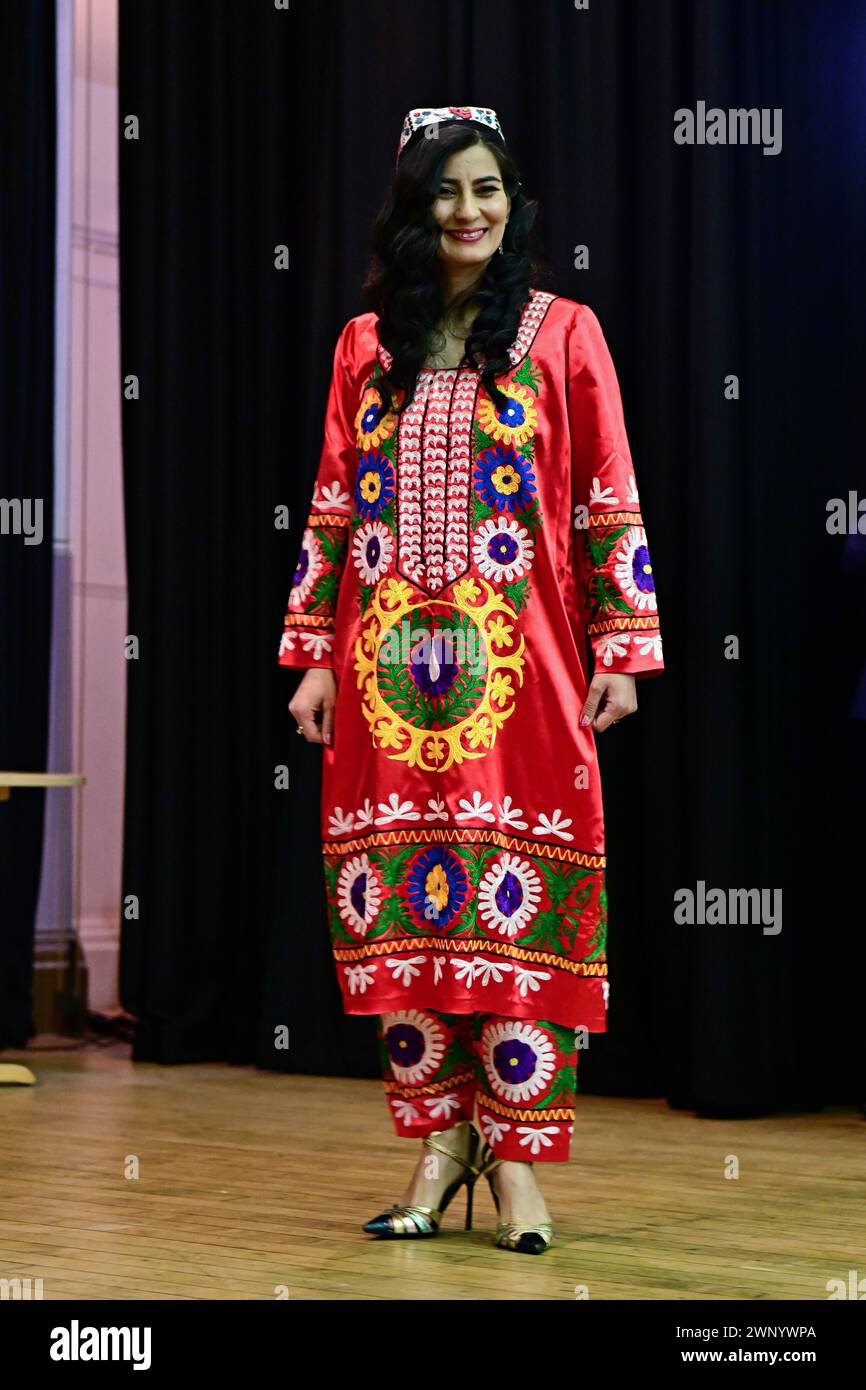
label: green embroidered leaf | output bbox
[358,583,374,615]
[517,908,570,952]
[586,524,630,568]
[317,529,347,565]
[587,575,634,619]
[307,567,341,613]
[472,494,498,528]
[542,1020,582,1057]
[517,496,543,537]
[521,435,535,463]
[539,862,594,908]
[474,422,498,455]
[377,433,398,467]
[502,577,531,614]
[512,355,541,396]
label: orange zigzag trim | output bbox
[587,615,660,635]
[305,511,351,529]
[284,613,336,631]
[334,936,608,976]
[479,1092,576,1122]
[323,826,605,868]
[383,1068,476,1098]
[585,510,642,527]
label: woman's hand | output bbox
[580,672,637,733]
[289,668,337,746]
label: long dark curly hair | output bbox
[362,121,551,415]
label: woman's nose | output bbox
[455,188,480,218]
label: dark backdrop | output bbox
[118,0,866,1110]
[0,0,56,1049]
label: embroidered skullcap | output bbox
[396,106,506,167]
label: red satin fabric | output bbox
[280,290,663,1031]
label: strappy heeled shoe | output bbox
[478,1141,556,1254]
[362,1120,482,1238]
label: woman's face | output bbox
[430,143,510,271]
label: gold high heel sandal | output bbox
[478,1142,556,1254]
[362,1120,482,1238]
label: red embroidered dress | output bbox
[279,290,663,1032]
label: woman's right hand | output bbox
[289,668,337,746]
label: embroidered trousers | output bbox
[376,1008,579,1162]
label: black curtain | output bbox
[0,0,56,1050]
[119,0,866,1110]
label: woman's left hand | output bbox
[579,672,637,733]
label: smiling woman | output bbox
[280,105,664,1255]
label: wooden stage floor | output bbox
[0,1043,862,1301]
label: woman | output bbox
[280,106,664,1254]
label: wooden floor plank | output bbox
[0,1044,861,1300]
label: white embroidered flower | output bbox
[336,855,383,937]
[626,474,640,505]
[472,516,534,583]
[432,955,446,984]
[477,855,543,938]
[472,958,514,987]
[480,1114,511,1144]
[391,1097,420,1121]
[513,966,552,998]
[327,806,355,836]
[589,477,620,508]
[278,630,297,656]
[343,963,377,995]
[385,955,426,987]
[603,980,611,1007]
[613,525,657,612]
[424,797,449,822]
[297,630,333,660]
[450,957,477,986]
[498,795,528,830]
[516,1125,561,1156]
[455,792,495,822]
[289,528,324,607]
[313,480,352,511]
[381,1010,446,1083]
[596,632,631,666]
[424,1092,463,1120]
[352,521,395,585]
[533,808,574,841]
[635,633,663,660]
[374,794,420,825]
[481,1022,556,1103]
[354,799,375,829]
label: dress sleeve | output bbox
[278,319,359,670]
[566,303,664,680]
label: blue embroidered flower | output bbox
[354,451,395,520]
[405,846,469,931]
[474,445,536,512]
[492,1036,537,1085]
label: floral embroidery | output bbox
[481,1021,557,1103]
[405,846,470,931]
[473,446,536,512]
[472,516,534,583]
[476,384,538,449]
[352,520,395,585]
[380,1009,446,1084]
[354,387,397,451]
[354,452,396,522]
[477,853,544,938]
[613,525,657,612]
[336,853,384,937]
